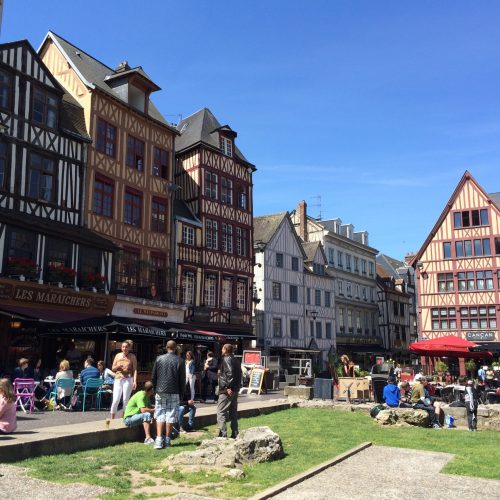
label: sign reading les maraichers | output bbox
[0,280,112,311]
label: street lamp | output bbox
[307,310,318,321]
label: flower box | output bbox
[6,256,40,279]
[46,265,77,285]
[81,271,106,289]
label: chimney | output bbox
[297,200,308,242]
[404,252,416,265]
[115,61,131,73]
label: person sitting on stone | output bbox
[123,381,155,445]
[398,381,412,408]
[410,374,441,429]
[382,376,400,408]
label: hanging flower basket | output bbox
[6,256,40,279]
[46,264,77,285]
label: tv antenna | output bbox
[311,195,322,220]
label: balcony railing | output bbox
[178,243,202,264]
[114,273,177,302]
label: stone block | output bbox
[375,409,429,427]
[284,385,313,400]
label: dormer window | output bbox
[32,87,58,129]
[220,136,233,157]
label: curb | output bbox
[250,442,372,500]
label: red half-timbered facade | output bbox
[175,109,255,339]
[412,171,500,350]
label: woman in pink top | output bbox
[0,378,17,434]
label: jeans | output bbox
[217,392,238,437]
[178,403,196,429]
[124,412,152,427]
[413,403,437,426]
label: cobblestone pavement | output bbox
[272,446,500,500]
[15,391,285,431]
[0,464,109,499]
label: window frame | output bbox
[126,135,145,171]
[153,146,169,178]
[124,188,143,227]
[92,174,114,218]
[32,86,58,129]
[28,151,55,202]
[95,118,117,158]
[151,196,167,233]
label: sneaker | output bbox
[144,437,155,445]
[433,423,442,429]
[154,437,164,449]
[164,437,171,448]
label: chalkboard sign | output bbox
[248,368,265,395]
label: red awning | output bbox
[409,335,492,358]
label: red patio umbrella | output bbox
[409,335,492,359]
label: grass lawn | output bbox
[17,408,500,499]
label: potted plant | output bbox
[81,271,105,290]
[47,264,76,285]
[435,360,448,379]
[6,256,40,279]
[465,359,476,379]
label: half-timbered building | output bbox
[411,171,500,360]
[0,40,116,370]
[174,108,255,345]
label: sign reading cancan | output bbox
[466,331,496,342]
[0,279,112,311]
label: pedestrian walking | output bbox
[110,341,137,419]
[185,351,196,401]
[152,340,185,449]
[217,343,241,438]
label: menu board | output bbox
[248,368,265,394]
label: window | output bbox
[474,239,482,256]
[0,69,12,110]
[273,318,282,337]
[126,135,144,171]
[92,175,113,217]
[182,225,195,245]
[364,312,370,334]
[181,271,195,304]
[453,212,462,228]
[222,277,232,308]
[328,248,335,265]
[369,262,374,276]
[400,303,405,316]
[464,240,472,257]
[356,312,361,333]
[153,147,168,178]
[306,287,311,304]
[362,287,367,301]
[455,209,489,228]
[205,220,218,250]
[0,142,7,189]
[346,281,352,297]
[80,246,102,283]
[462,211,470,227]
[220,136,233,157]
[393,301,399,316]
[28,152,55,201]
[291,256,299,271]
[310,320,314,336]
[347,310,353,332]
[96,118,116,157]
[276,253,284,268]
[325,291,331,307]
[346,254,351,270]
[455,241,464,258]
[204,171,218,199]
[221,177,233,204]
[32,87,58,128]
[221,223,233,253]
[272,282,282,300]
[316,322,322,339]
[46,237,71,272]
[204,274,217,307]
[236,184,247,210]
[236,279,246,310]
[460,306,496,330]
[315,289,321,306]
[339,308,345,332]
[495,237,500,255]
[437,272,454,292]
[458,270,494,291]
[325,322,332,339]
[151,197,167,232]
[338,280,343,295]
[7,229,36,260]
[124,189,142,227]
[118,248,140,289]
[290,284,298,303]
[361,259,367,274]
[290,319,299,339]
[354,257,359,272]
[337,251,343,267]
[149,253,166,294]
[480,209,489,225]
[443,242,451,259]
[354,284,360,298]
[482,238,491,256]
[236,227,247,256]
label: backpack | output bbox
[370,404,385,418]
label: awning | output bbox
[0,305,98,323]
[281,348,321,354]
[469,342,500,353]
[409,335,492,359]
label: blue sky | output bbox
[4,1,500,259]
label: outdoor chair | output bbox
[81,378,104,412]
[439,387,454,404]
[13,378,36,413]
[48,378,76,411]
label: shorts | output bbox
[124,412,152,427]
[154,393,180,423]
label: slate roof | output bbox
[173,200,201,226]
[60,93,90,141]
[489,192,500,209]
[175,108,253,166]
[253,212,288,246]
[41,32,172,129]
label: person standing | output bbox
[464,379,480,431]
[217,344,241,438]
[201,351,218,402]
[185,351,196,401]
[110,341,137,419]
[152,340,185,449]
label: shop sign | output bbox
[336,335,382,345]
[132,307,169,318]
[243,350,262,365]
[0,279,112,311]
[466,331,496,342]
